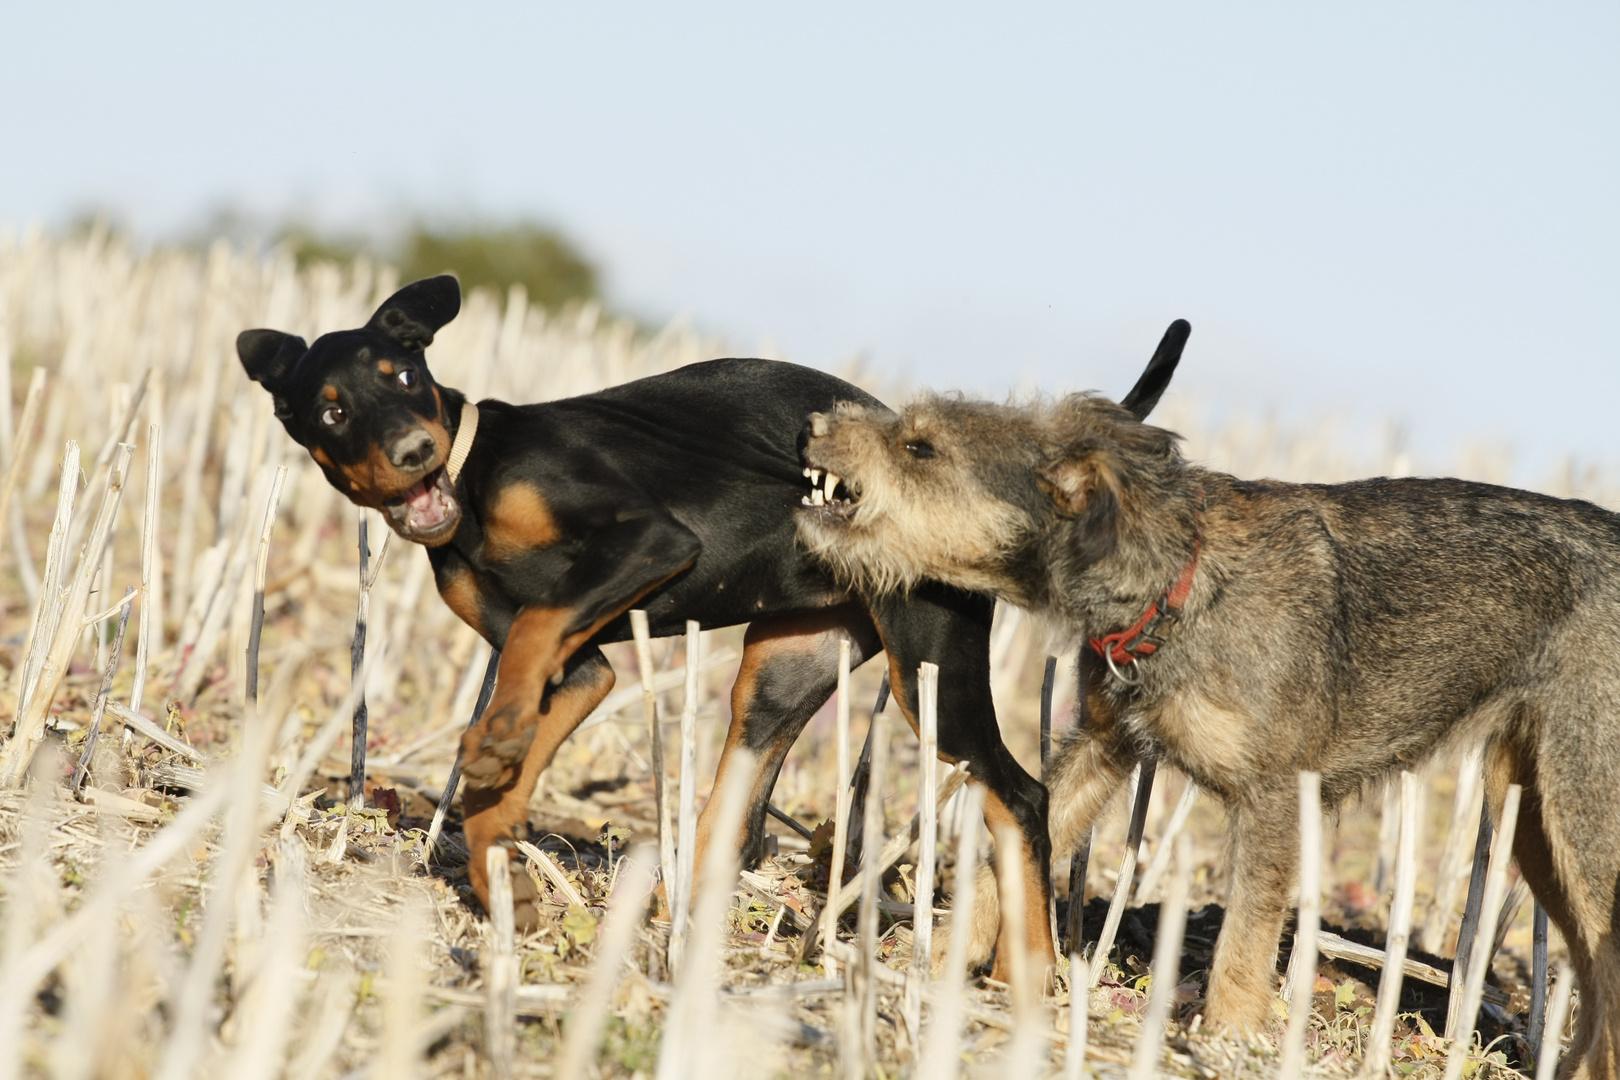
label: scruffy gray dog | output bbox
[796,388,1619,1078]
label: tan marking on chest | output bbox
[437,567,485,636]
[485,481,561,561]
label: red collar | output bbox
[1088,486,1205,676]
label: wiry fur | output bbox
[795,397,1047,596]
[798,391,1620,1079]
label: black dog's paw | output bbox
[460,706,536,789]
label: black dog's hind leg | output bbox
[869,582,1054,979]
[695,604,883,873]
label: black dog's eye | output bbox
[397,369,418,389]
[321,405,347,427]
[905,439,936,459]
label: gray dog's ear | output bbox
[237,329,308,397]
[367,275,462,352]
[1038,451,1112,516]
[1119,319,1190,422]
[1037,449,1121,563]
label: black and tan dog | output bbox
[798,388,1620,1076]
[235,275,1188,973]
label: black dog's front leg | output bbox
[868,582,1055,979]
[499,507,702,682]
[462,509,701,791]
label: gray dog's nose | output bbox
[388,430,436,471]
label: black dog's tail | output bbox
[1119,319,1191,421]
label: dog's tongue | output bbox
[403,477,448,530]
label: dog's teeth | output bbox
[809,469,823,486]
[801,496,813,506]
[802,467,812,478]
[825,472,840,499]
[811,489,826,506]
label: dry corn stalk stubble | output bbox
[0,229,1577,1078]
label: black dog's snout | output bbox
[388,430,437,471]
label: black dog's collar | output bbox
[447,401,479,483]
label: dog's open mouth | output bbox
[383,466,461,543]
[800,466,859,520]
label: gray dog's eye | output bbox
[397,369,417,389]
[905,440,936,459]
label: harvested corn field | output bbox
[0,228,1597,1078]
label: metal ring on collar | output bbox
[1103,649,1142,686]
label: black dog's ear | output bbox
[366,275,461,352]
[1118,319,1190,422]
[1037,450,1121,564]
[237,330,308,393]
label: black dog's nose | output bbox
[388,430,437,471]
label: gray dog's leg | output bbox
[1204,791,1299,1032]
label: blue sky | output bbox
[4,3,1616,479]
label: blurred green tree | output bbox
[269,218,600,313]
[278,225,365,267]
[397,223,598,311]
